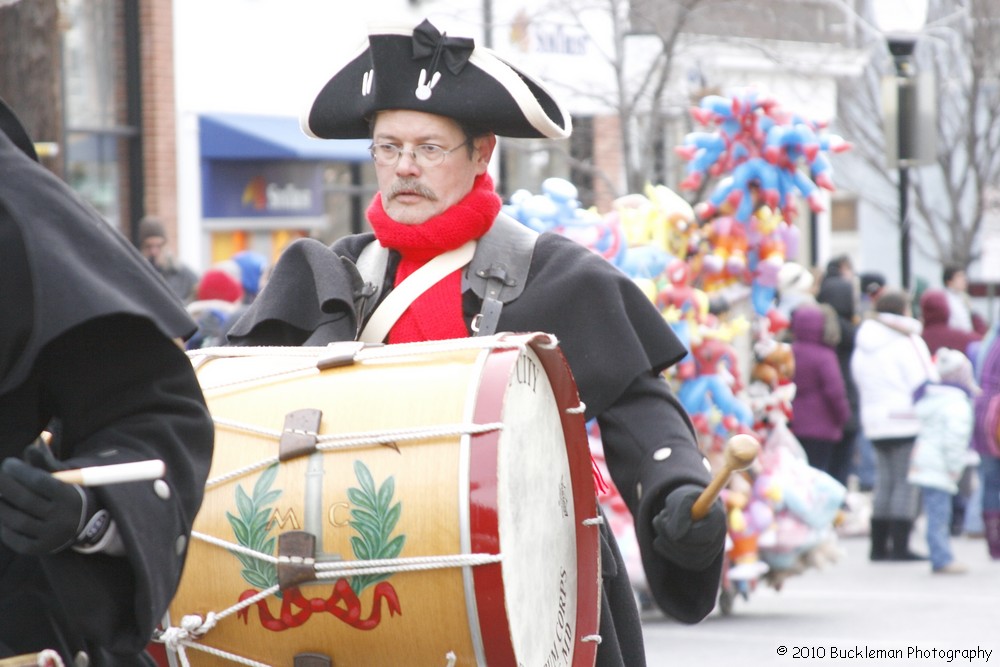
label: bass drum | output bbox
[155,332,600,667]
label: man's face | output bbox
[371,110,493,225]
[140,236,166,266]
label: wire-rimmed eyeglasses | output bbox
[368,141,469,168]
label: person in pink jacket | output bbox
[789,304,852,475]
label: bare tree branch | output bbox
[837,0,1000,273]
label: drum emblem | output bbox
[228,460,406,631]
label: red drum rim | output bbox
[468,334,600,667]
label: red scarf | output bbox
[367,173,501,343]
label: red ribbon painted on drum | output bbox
[237,579,401,631]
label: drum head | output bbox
[496,346,582,663]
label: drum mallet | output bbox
[0,651,64,667]
[52,460,166,486]
[690,433,760,521]
[33,431,166,487]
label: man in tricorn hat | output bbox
[230,19,725,666]
[0,96,214,664]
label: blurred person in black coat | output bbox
[818,255,861,487]
[0,97,214,665]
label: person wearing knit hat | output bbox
[231,250,269,303]
[935,347,980,396]
[137,215,167,247]
[859,271,887,316]
[195,268,244,304]
[860,271,886,297]
[229,18,725,667]
[185,269,246,350]
[919,288,982,357]
[135,215,200,304]
[0,95,214,664]
[908,348,979,574]
[774,261,816,321]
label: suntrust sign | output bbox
[203,161,325,219]
[509,9,590,56]
[240,177,313,213]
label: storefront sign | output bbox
[202,161,324,219]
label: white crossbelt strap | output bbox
[359,240,477,343]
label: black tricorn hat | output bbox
[303,19,572,140]
[0,96,39,162]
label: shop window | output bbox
[62,0,137,232]
[830,194,858,232]
[569,116,595,209]
[496,137,571,203]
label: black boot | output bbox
[889,519,927,561]
[983,510,1000,560]
[870,518,890,561]
[951,494,967,537]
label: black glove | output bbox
[0,444,100,555]
[652,483,727,571]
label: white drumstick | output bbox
[52,460,166,486]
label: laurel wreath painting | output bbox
[228,460,406,631]
[346,459,406,593]
[227,462,281,593]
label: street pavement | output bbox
[640,518,1000,666]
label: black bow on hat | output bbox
[303,19,572,141]
[411,20,474,76]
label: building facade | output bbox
[48,0,893,287]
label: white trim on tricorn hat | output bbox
[302,19,572,141]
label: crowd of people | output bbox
[134,215,271,350]
[778,256,998,575]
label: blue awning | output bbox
[199,112,370,161]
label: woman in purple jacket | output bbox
[789,304,852,474]
[973,326,1000,559]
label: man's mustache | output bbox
[388,179,437,201]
